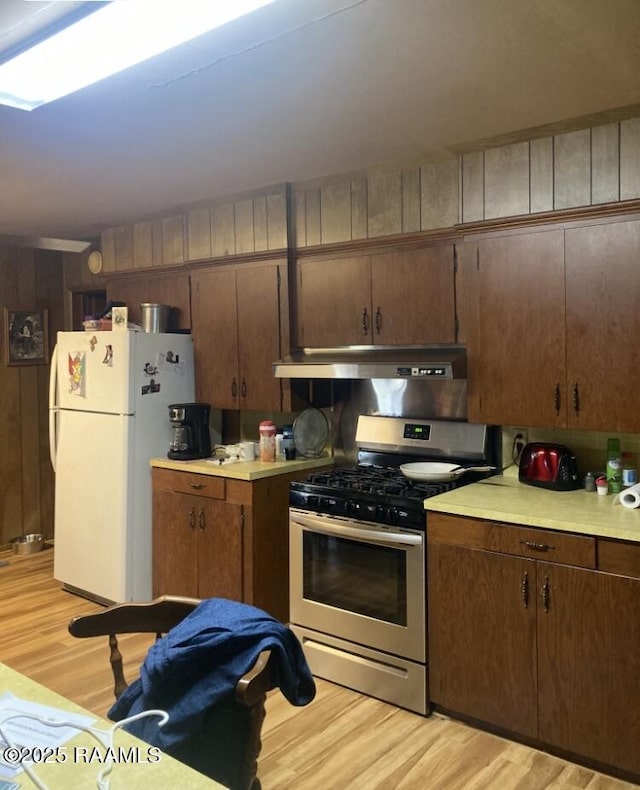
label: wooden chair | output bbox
[68,595,276,790]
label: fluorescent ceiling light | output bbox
[0,0,277,111]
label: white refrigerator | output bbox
[49,330,195,604]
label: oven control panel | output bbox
[403,423,431,441]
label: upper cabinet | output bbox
[465,217,640,433]
[465,229,566,428]
[565,219,640,432]
[295,244,456,347]
[190,260,290,412]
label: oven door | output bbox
[289,508,425,662]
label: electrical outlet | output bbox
[513,429,528,461]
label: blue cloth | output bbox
[108,598,315,754]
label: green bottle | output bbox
[606,438,622,494]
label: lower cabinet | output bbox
[152,487,243,600]
[152,465,329,621]
[428,513,640,778]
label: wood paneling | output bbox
[554,129,591,209]
[305,188,322,246]
[186,207,212,261]
[161,215,185,265]
[367,171,402,237]
[350,176,368,239]
[401,167,421,233]
[133,221,155,268]
[321,182,352,243]
[235,198,255,254]
[212,203,236,257]
[592,123,620,204]
[530,136,554,213]
[266,191,287,250]
[462,151,484,222]
[484,142,530,219]
[0,248,63,545]
[620,118,640,200]
[421,159,459,230]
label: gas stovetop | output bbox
[290,465,466,530]
[289,415,497,530]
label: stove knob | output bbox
[307,495,319,509]
[345,499,357,516]
[387,506,400,524]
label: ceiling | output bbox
[0,0,639,241]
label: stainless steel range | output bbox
[289,415,496,715]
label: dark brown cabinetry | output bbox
[296,245,456,347]
[464,229,566,427]
[152,464,331,621]
[152,470,243,600]
[565,218,640,432]
[465,217,640,432]
[190,260,289,411]
[428,512,640,777]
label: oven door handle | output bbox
[291,513,423,547]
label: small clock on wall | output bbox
[87,250,103,275]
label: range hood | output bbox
[273,346,467,380]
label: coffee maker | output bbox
[168,403,212,460]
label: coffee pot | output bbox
[168,403,212,460]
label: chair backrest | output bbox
[69,595,202,698]
[68,595,276,790]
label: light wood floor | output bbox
[0,547,637,790]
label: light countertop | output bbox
[0,663,224,788]
[425,466,640,543]
[151,454,334,481]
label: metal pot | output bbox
[10,533,44,554]
[399,462,495,482]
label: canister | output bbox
[259,420,276,462]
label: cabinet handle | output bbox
[231,378,238,399]
[520,540,555,553]
[541,575,550,613]
[375,307,382,335]
[240,377,247,399]
[188,482,204,490]
[554,383,561,415]
[521,571,529,609]
[362,307,369,336]
[188,507,196,529]
[199,509,205,531]
[573,383,580,416]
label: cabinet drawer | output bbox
[428,513,596,568]
[598,538,640,578]
[152,468,225,499]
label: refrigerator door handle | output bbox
[49,343,58,472]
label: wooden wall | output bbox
[461,119,640,222]
[290,117,640,246]
[0,248,64,545]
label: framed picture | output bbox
[4,308,49,366]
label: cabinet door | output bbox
[196,499,243,600]
[468,230,566,427]
[152,490,199,598]
[371,246,456,344]
[428,542,538,738]
[296,256,372,346]
[537,563,640,775]
[236,264,283,412]
[191,268,239,409]
[566,219,640,432]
